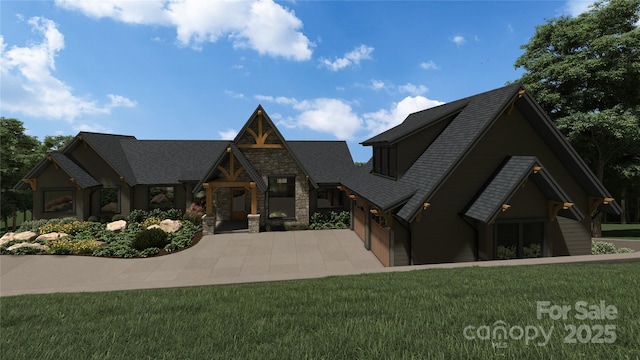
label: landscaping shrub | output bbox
[17,219,49,233]
[309,211,350,230]
[87,216,100,223]
[141,217,161,228]
[38,220,92,235]
[139,247,159,257]
[132,228,169,251]
[111,214,126,222]
[48,238,102,255]
[183,202,204,225]
[128,209,147,223]
[592,241,636,255]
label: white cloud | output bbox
[320,45,374,71]
[420,61,439,70]
[0,17,136,121]
[224,90,244,99]
[73,122,112,134]
[292,98,362,139]
[363,96,444,136]
[398,83,428,96]
[565,0,595,16]
[255,95,298,105]
[370,80,385,90]
[218,128,238,140]
[55,0,313,60]
[452,35,466,46]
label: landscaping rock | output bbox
[106,220,127,232]
[159,219,182,233]
[36,232,69,242]
[6,242,50,252]
[14,231,38,242]
[146,224,161,230]
[0,232,16,247]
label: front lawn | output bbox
[2,263,639,359]
[602,223,640,240]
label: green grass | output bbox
[2,263,640,359]
[0,210,32,233]
[602,223,640,240]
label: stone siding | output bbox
[242,148,310,226]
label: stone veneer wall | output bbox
[242,148,310,226]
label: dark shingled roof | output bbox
[229,143,268,192]
[396,84,523,221]
[49,152,101,189]
[362,99,468,145]
[287,141,355,184]
[464,156,584,224]
[121,140,227,184]
[194,142,269,194]
[344,84,525,216]
[13,152,101,190]
[75,132,138,186]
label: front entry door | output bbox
[230,188,249,221]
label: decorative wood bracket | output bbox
[238,109,283,149]
[587,196,613,215]
[370,208,393,227]
[22,178,37,191]
[217,150,244,181]
[77,135,88,149]
[533,166,542,174]
[46,156,60,170]
[501,204,511,212]
[416,203,431,222]
[69,178,81,190]
[507,89,527,115]
[548,201,574,222]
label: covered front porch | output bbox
[202,181,261,234]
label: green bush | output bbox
[309,211,350,230]
[592,241,636,255]
[128,209,147,223]
[87,216,100,223]
[139,247,160,257]
[17,219,49,233]
[183,211,203,226]
[111,214,126,222]
[132,228,169,251]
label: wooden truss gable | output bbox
[236,107,285,149]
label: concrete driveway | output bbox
[0,229,383,296]
[3,230,640,297]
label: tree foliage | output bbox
[515,0,640,228]
[0,118,42,230]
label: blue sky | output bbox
[1,0,598,162]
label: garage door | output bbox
[354,206,365,242]
[371,218,390,267]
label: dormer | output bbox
[372,144,397,179]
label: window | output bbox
[100,187,120,213]
[43,189,74,213]
[317,188,343,209]
[149,186,175,210]
[269,176,295,219]
[495,221,544,260]
[372,145,397,178]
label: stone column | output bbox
[248,214,260,233]
[202,215,216,235]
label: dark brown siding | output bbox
[391,220,410,266]
[354,206,365,242]
[371,219,390,267]
[410,106,591,264]
[557,217,592,255]
[396,118,452,179]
